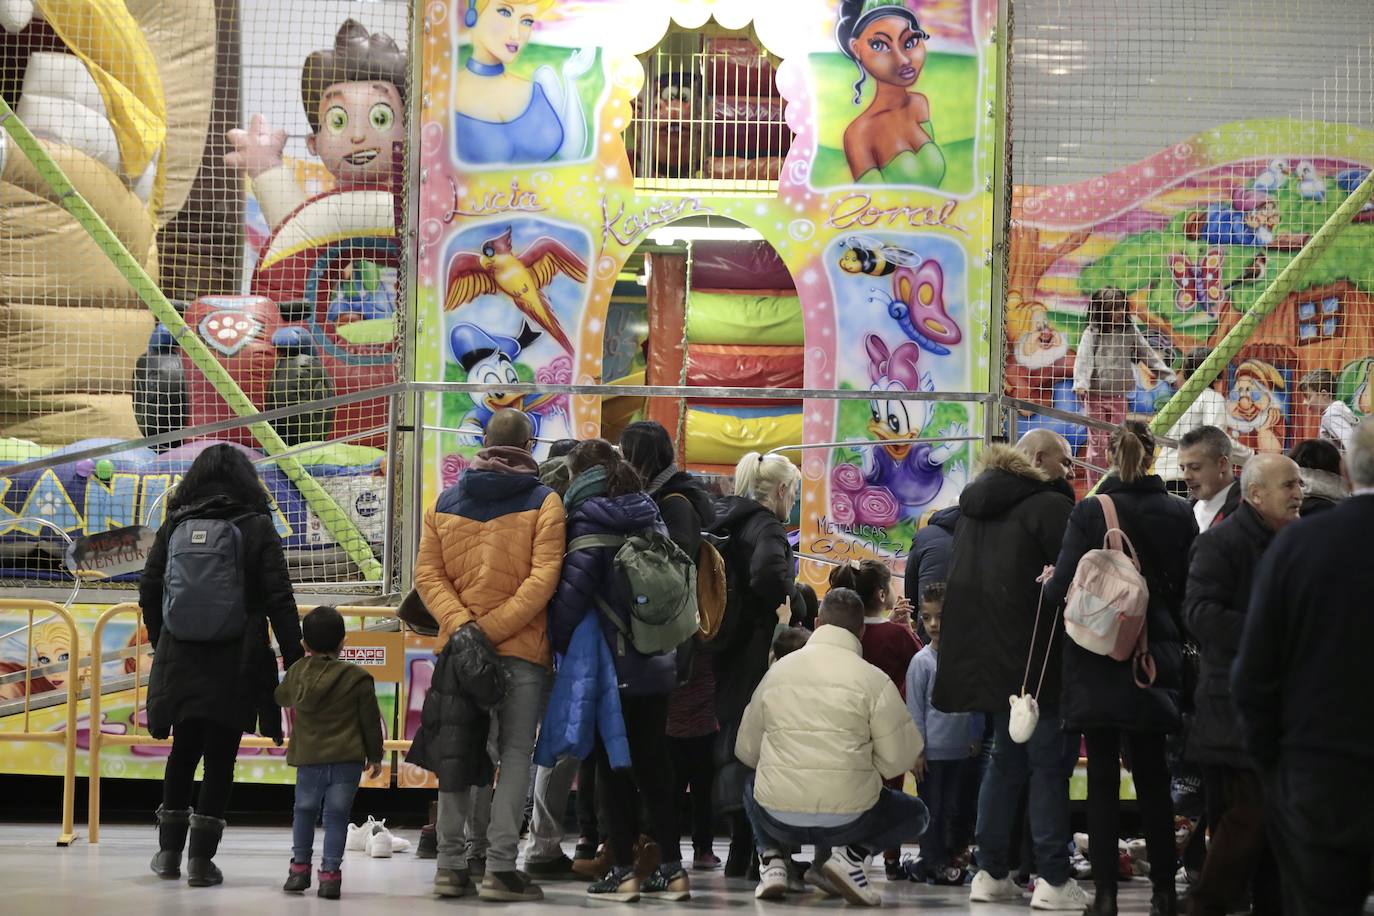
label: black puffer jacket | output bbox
[904,504,959,606]
[407,624,507,790]
[651,470,717,560]
[141,492,303,742]
[1183,501,1274,767]
[1045,475,1197,734]
[933,446,1074,715]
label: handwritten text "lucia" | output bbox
[444,177,545,222]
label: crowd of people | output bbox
[135,405,1374,914]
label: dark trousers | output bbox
[1084,729,1175,893]
[1188,765,1280,915]
[593,693,680,866]
[162,717,244,818]
[916,758,970,871]
[669,733,717,854]
[1268,763,1374,916]
[576,757,599,846]
[743,776,929,864]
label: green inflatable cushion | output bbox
[334,317,397,346]
[686,291,804,346]
[286,442,386,468]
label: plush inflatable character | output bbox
[181,296,283,446]
[225,18,405,231]
[235,21,405,448]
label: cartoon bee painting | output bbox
[836,235,923,277]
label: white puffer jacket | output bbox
[735,625,922,817]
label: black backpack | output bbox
[162,514,252,642]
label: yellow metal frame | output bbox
[0,599,81,846]
[88,603,411,844]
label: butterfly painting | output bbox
[1169,247,1227,317]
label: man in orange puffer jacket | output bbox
[415,408,565,903]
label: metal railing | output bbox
[0,599,81,846]
[87,602,415,844]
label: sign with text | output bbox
[340,630,404,683]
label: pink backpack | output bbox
[1062,494,1157,688]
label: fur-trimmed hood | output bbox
[975,443,1048,481]
[1300,467,1348,504]
[960,444,1074,521]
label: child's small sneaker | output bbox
[479,870,544,902]
[433,866,473,897]
[754,853,788,900]
[885,855,918,882]
[587,865,641,902]
[282,862,311,894]
[642,863,691,901]
[317,869,341,900]
[820,846,881,907]
[365,824,395,859]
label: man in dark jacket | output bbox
[1183,453,1301,916]
[1180,426,1242,531]
[932,430,1082,906]
[1233,423,1374,916]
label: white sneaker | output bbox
[969,869,1023,902]
[1030,877,1090,910]
[820,847,881,907]
[346,817,377,852]
[755,853,788,900]
[366,823,396,859]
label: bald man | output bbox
[933,430,1085,906]
[1182,453,1300,916]
[414,408,565,901]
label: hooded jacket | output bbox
[736,624,923,817]
[649,469,718,560]
[406,623,507,791]
[1045,474,1196,734]
[415,446,566,667]
[1183,500,1274,766]
[932,446,1074,714]
[275,655,384,766]
[904,504,959,606]
[141,492,303,742]
[549,489,678,696]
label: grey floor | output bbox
[0,823,1178,915]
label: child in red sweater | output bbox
[827,559,922,879]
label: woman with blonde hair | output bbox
[709,452,801,877]
[1043,421,1196,916]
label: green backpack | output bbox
[567,529,700,656]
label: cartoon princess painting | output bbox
[835,0,945,188]
[452,0,594,165]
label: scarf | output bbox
[647,464,679,495]
[563,465,608,516]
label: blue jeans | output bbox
[974,707,1079,886]
[915,758,973,872]
[292,761,364,872]
[743,776,929,865]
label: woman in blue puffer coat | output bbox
[548,439,686,902]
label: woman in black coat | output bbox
[708,451,800,876]
[141,444,303,887]
[1044,422,1197,916]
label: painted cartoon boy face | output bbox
[307,81,405,185]
[851,15,926,88]
[472,1,541,65]
[1245,201,1280,232]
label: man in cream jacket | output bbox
[736,588,926,907]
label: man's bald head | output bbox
[485,409,535,449]
[1240,452,1303,529]
[1016,428,1073,480]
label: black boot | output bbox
[150,806,191,879]
[186,813,226,887]
[1150,885,1180,916]
[1085,884,1118,916]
